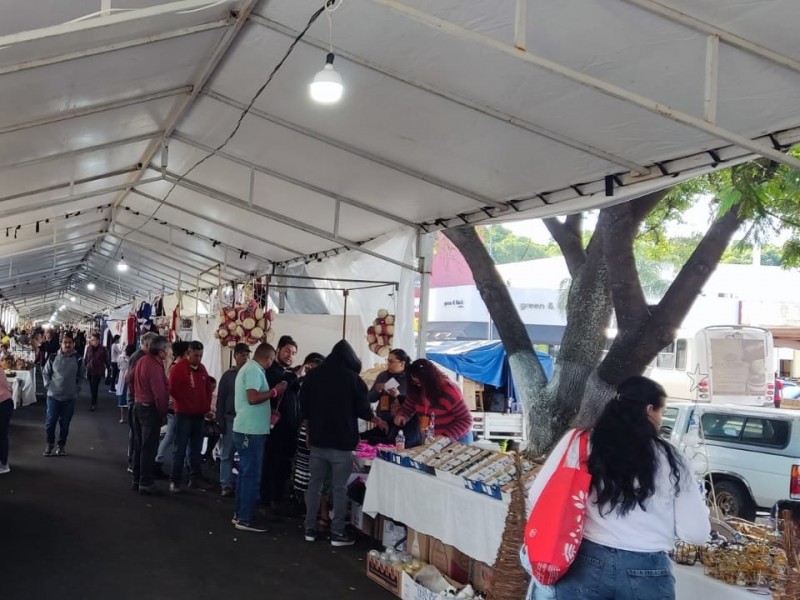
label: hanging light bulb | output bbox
[87,282,96,291]
[310,53,343,104]
[70,296,76,302]
[117,254,129,272]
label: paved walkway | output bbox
[0,387,392,600]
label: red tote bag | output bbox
[524,429,591,586]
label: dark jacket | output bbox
[266,362,301,443]
[85,344,108,378]
[367,370,421,447]
[216,367,239,433]
[300,340,374,451]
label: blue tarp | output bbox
[426,340,553,399]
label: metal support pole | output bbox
[415,232,434,359]
[342,289,350,339]
[514,0,527,50]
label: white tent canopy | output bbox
[1,0,799,327]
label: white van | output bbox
[648,325,775,406]
[663,402,800,520]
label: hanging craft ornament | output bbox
[367,308,395,357]
[213,283,276,347]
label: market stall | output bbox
[10,369,37,408]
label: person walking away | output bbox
[0,367,14,474]
[74,330,86,369]
[42,334,81,457]
[232,343,286,533]
[84,333,108,411]
[300,340,387,546]
[167,341,212,493]
[395,358,472,444]
[263,335,300,513]
[523,376,710,600]
[128,336,170,495]
[154,340,189,479]
[217,343,251,497]
[116,344,135,423]
[109,335,122,394]
[126,332,158,473]
[293,353,325,518]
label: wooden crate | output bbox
[461,378,484,411]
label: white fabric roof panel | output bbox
[0,0,798,319]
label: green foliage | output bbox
[477,224,560,264]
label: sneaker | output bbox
[330,532,355,547]
[0,463,10,475]
[231,514,239,526]
[43,445,54,457]
[54,446,67,457]
[234,520,269,533]
[126,467,134,474]
[221,486,234,498]
[169,482,181,494]
[304,528,318,542]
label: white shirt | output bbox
[527,428,710,553]
[111,343,123,364]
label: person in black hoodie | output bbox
[262,335,300,513]
[300,339,387,546]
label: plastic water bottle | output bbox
[396,429,406,452]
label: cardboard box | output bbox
[366,555,402,596]
[470,559,494,594]
[350,502,377,537]
[462,378,484,411]
[382,518,407,551]
[428,538,470,584]
[406,528,431,562]
[400,571,461,600]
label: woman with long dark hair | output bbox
[366,348,421,447]
[394,358,472,443]
[526,376,709,599]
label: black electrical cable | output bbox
[121,0,337,243]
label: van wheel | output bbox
[713,480,756,521]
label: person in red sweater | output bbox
[395,359,473,443]
[168,340,213,493]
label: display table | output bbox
[363,457,508,565]
[673,564,766,599]
[11,370,37,408]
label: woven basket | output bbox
[487,455,531,600]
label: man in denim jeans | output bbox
[299,340,387,546]
[42,334,81,457]
[231,343,286,533]
[217,343,251,497]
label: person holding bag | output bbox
[523,376,710,600]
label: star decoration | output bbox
[687,363,709,393]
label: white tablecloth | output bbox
[674,564,767,599]
[363,458,509,565]
[11,370,37,408]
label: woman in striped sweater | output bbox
[394,359,473,444]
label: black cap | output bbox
[233,343,252,355]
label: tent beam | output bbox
[616,0,800,75]
[704,35,719,123]
[0,88,189,137]
[171,133,420,229]
[0,233,105,262]
[203,89,508,210]
[164,172,420,272]
[370,0,800,171]
[0,132,161,173]
[249,15,650,176]
[130,189,305,258]
[0,166,140,205]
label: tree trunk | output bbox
[442,227,549,440]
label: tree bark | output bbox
[442,227,549,436]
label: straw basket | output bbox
[487,455,530,600]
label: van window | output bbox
[660,407,679,438]
[701,413,790,449]
[675,339,688,371]
[657,342,676,369]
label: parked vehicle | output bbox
[648,325,775,406]
[662,402,800,520]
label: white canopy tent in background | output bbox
[0,0,797,349]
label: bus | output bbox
[646,325,775,406]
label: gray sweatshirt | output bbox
[42,351,82,400]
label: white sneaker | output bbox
[0,463,10,475]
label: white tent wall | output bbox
[269,313,371,367]
[302,229,417,362]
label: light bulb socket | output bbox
[326,52,335,66]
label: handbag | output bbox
[270,397,282,429]
[524,429,591,586]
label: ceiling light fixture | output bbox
[310,53,343,104]
[117,254,129,272]
[87,283,96,291]
[70,296,76,302]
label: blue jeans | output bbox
[219,416,236,488]
[233,432,267,524]
[45,396,75,446]
[171,413,205,484]
[156,412,176,464]
[554,540,675,600]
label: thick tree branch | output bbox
[544,213,585,277]
[651,203,746,332]
[600,191,667,332]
